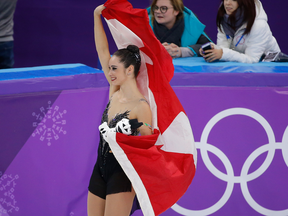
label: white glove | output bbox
[99,122,114,142]
[115,118,132,135]
[99,118,142,142]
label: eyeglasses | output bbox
[152,5,174,14]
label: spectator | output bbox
[0,0,17,69]
[147,0,211,58]
[200,0,280,63]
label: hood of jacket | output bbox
[255,0,267,22]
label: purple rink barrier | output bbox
[0,61,288,216]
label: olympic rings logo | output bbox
[172,108,288,216]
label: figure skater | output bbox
[87,4,153,216]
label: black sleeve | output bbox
[188,33,212,56]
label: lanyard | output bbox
[226,34,244,47]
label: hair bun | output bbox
[127,45,139,54]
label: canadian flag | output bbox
[102,0,197,215]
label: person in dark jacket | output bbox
[0,0,17,69]
[147,0,211,58]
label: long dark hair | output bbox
[113,45,141,77]
[216,0,256,35]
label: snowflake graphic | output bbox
[0,174,20,214]
[32,101,67,146]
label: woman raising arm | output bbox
[88,4,152,216]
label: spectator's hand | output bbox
[162,42,182,58]
[202,44,223,62]
[94,4,105,16]
[199,47,205,57]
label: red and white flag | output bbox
[102,0,197,215]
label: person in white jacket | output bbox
[200,0,280,63]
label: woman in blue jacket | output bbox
[147,0,211,58]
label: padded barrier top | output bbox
[0,63,102,81]
[1,59,288,95]
[171,57,288,87]
[0,64,106,95]
[173,57,288,73]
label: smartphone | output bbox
[202,42,212,53]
